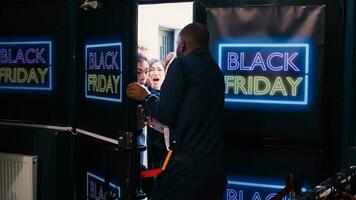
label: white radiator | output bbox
[0,153,37,200]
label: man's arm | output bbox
[143,59,184,126]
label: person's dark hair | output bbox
[179,23,209,48]
[149,58,166,71]
[137,52,148,63]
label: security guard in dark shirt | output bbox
[127,23,226,200]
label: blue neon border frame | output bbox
[218,43,310,105]
[0,40,53,91]
[85,42,123,103]
[86,171,121,198]
[227,180,307,192]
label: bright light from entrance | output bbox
[138,2,193,60]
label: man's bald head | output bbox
[176,23,209,56]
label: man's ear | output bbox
[180,41,185,53]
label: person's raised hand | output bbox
[146,77,152,88]
[164,52,176,71]
[126,82,150,101]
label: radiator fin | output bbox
[0,153,37,200]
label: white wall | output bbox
[138,2,193,60]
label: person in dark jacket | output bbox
[145,58,168,170]
[127,23,226,200]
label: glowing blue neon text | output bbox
[88,51,119,70]
[0,48,46,64]
[226,52,299,72]
[87,172,121,199]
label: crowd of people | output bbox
[136,49,176,171]
[129,23,226,199]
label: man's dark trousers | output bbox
[149,158,226,200]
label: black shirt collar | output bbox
[188,48,210,55]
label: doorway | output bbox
[138,2,193,60]
[136,1,193,197]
